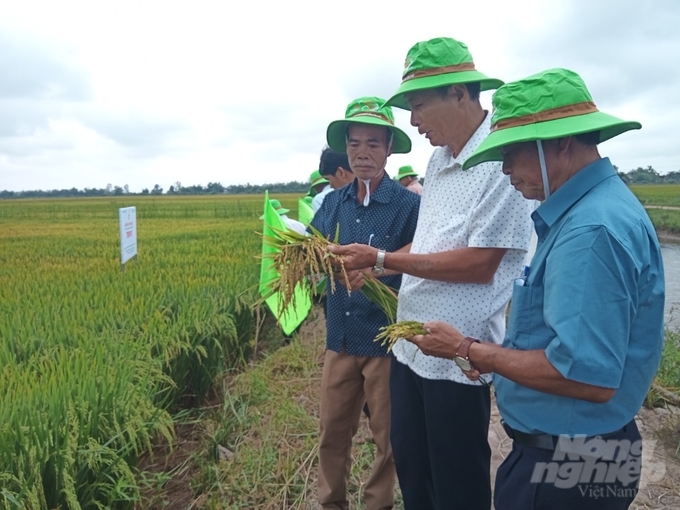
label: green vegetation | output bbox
[193,319,403,509]
[0,181,310,199]
[630,184,680,207]
[628,184,680,234]
[0,194,302,509]
[655,330,680,395]
[619,167,680,185]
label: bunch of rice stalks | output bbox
[258,225,399,322]
[375,320,427,352]
[362,273,398,323]
[258,225,348,312]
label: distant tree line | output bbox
[617,166,680,185]
[0,180,310,199]
[2,167,679,199]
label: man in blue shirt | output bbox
[407,68,665,510]
[312,96,420,510]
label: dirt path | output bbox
[645,206,680,211]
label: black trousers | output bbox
[494,420,641,510]
[390,357,491,510]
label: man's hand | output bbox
[408,321,484,382]
[333,269,365,291]
[328,243,378,271]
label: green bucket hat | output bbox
[394,165,419,180]
[259,199,289,219]
[309,169,329,194]
[463,68,642,170]
[326,96,412,154]
[386,37,504,111]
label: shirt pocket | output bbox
[505,283,534,349]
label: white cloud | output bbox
[0,0,678,192]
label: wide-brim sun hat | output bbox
[259,199,289,219]
[326,96,412,154]
[463,68,642,170]
[308,169,328,194]
[394,165,419,180]
[386,37,504,111]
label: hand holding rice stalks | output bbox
[375,320,427,352]
[258,225,348,312]
[257,224,399,322]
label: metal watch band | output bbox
[372,249,386,274]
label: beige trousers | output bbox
[317,349,395,510]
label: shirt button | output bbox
[356,218,360,223]
[345,311,350,316]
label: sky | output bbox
[1,0,679,192]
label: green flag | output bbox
[259,192,312,335]
[298,197,315,226]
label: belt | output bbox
[501,420,558,450]
[501,420,631,451]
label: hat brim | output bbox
[396,171,419,179]
[260,207,290,220]
[386,71,504,110]
[326,117,412,154]
[462,112,641,170]
[311,177,329,187]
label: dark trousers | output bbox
[494,420,641,510]
[390,357,491,510]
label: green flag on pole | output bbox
[259,192,312,335]
[298,197,315,226]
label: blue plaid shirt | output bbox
[311,173,420,357]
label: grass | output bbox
[628,184,680,234]
[629,184,680,207]
[190,309,404,509]
[645,209,680,235]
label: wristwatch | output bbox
[372,249,386,275]
[454,337,480,372]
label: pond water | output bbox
[661,243,680,331]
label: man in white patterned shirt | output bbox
[330,37,536,509]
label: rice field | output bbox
[0,194,296,509]
[630,184,680,207]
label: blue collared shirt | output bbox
[311,173,420,356]
[495,158,665,436]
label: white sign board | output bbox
[119,206,138,265]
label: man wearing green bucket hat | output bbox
[408,68,665,509]
[312,96,420,510]
[259,198,307,235]
[331,37,535,510]
[393,165,423,195]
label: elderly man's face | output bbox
[346,124,392,181]
[500,141,549,200]
[405,87,464,148]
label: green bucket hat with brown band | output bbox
[309,169,329,194]
[386,37,504,111]
[394,165,419,180]
[326,96,412,154]
[463,68,642,170]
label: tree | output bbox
[151,184,163,195]
[141,188,149,195]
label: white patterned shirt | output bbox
[312,185,333,213]
[392,113,537,385]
